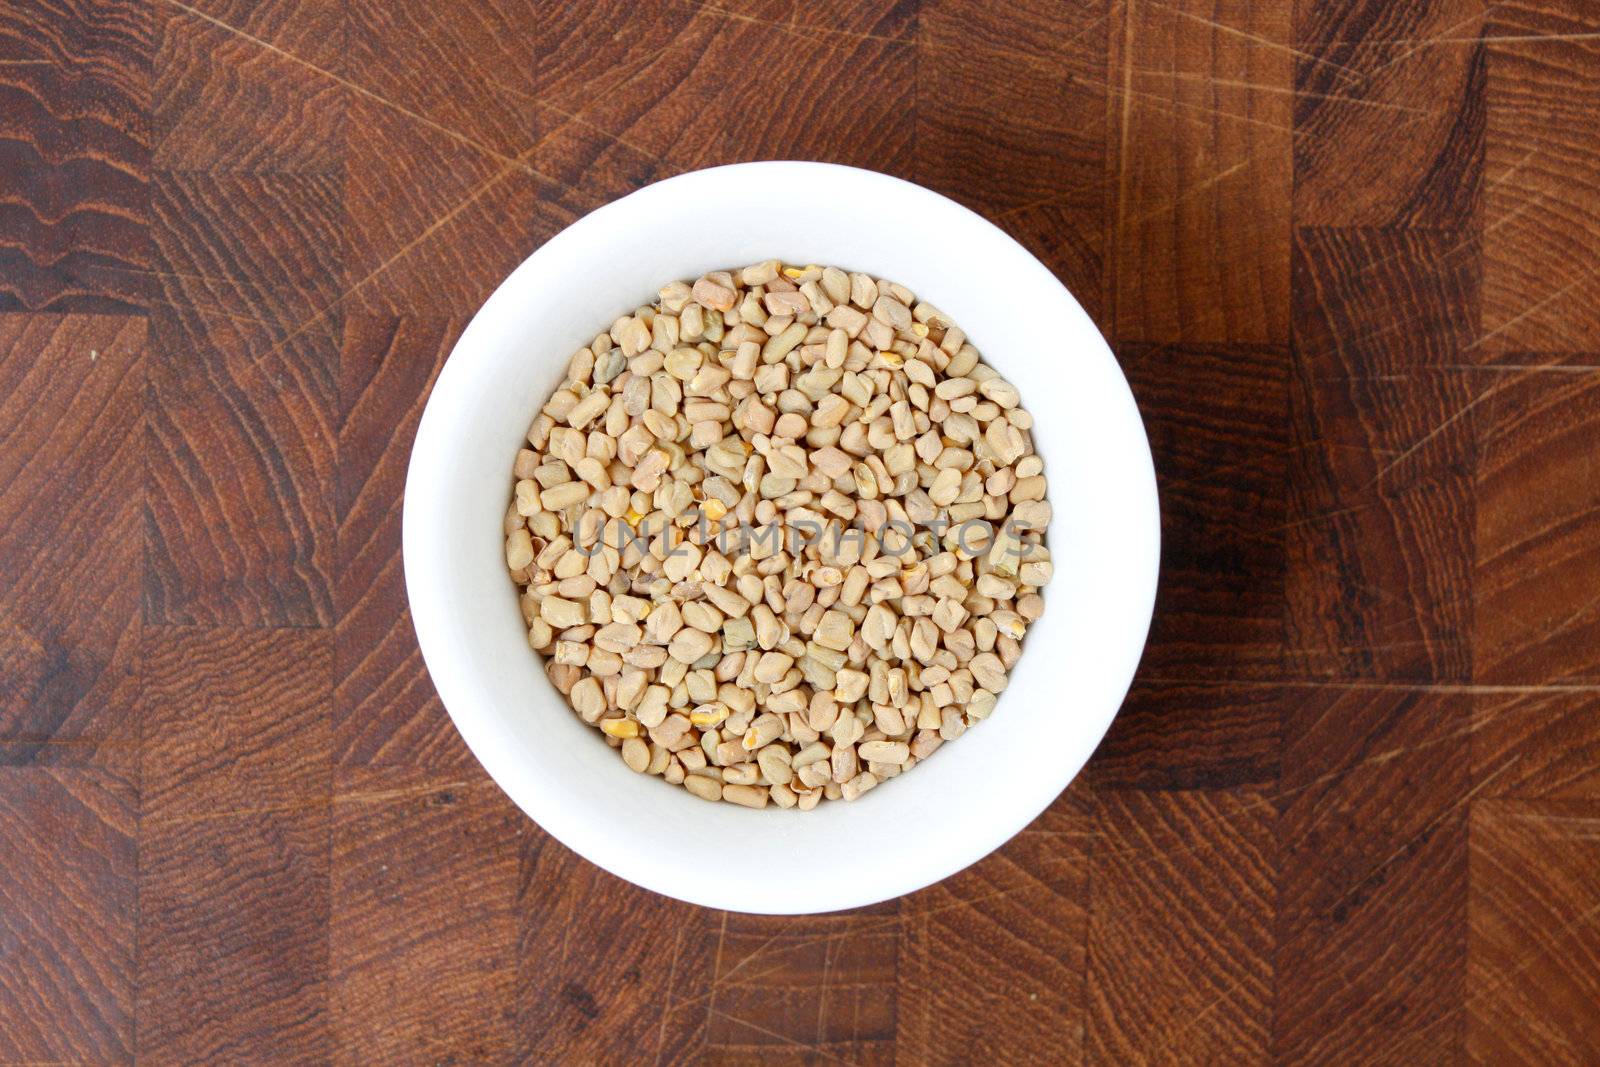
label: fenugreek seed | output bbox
[689,702,729,727]
[722,782,768,809]
[834,668,869,703]
[593,622,643,653]
[814,609,855,652]
[796,760,832,788]
[541,481,590,511]
[540,597,587,628]
[791,741,830,770]
[741,260,780,286]
[527,619,554,650]
[636,686,670,728]
[742,713,785,750]
[820,266,850,305]
[1011,475,1047,503]
[622,736,650,772]
[872,295,912,331]
[762,321,808,363]
[970,652,1008,692]
[684,775,722,802]
[571,678,605,722]
[928,467,962,507]
[692,277,737,312]
[976,574,1015,599]
[599,717,640,739]
[669,628,715,664]
[841,771,878,801]
[651,713,691,748]
[554,641,588,666]
[831,742,858,783]
[968,690,998,721]
[595,349,627,384]
[910,729,943,760]
[806,692,840,732]
[858,740,909,764]
[565,390,610,430]
[753,651,794,684]
[506,528,534,571]
[647,743,672,775]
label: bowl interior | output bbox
[404,162,1158,913]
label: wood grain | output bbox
[345,0,543,158]
[897,781,1091,1065]
[706,907,898,1065]
[138,806,332,1063]
[580,7,918,176]
[334,316,467,768]
[153,0,346,173]
[140,627,331,814]
[918,0,1107,322]
[4,0,1600,1060]
[1287,227,1477,680]
[137,628,332,1062]
[1109,0,1294,345]
[1088,788,1278,1063]
[1480,0,1600,354]
[329,766,522,1063]
[144,172,342,626]
[1472,690,1600,800]
[1123,342,1290,679]
[1093,682,1282,791]
[0,762,138,1062]
[1292,0,1486,229]
[1468,798,1600,1063]
[0,0,151,312]
[1473,366,1600,684]
[343,96,577,317]
[1276,687,1470,1062]
[514,835,714,1065]
[0,315,144,756]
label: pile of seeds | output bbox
[506,262,1051,809]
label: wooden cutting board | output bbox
[2,0,1597,1062]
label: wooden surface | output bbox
[3,0,1598,1062]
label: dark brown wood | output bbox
[4,0,1600,1062]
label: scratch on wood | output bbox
[712,1008,862,1066]
[159,0,545,181]
[1135,68,1437,116]
[1152,0,1367,87]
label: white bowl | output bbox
[404,161,1158,914]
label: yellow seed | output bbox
[782,266,805,279]
[689,705,728,726]
[600,718,640,738]
[879,351,903,367]
[625,509,644,526]
[702,499,728,521]
[999,616,1026,639]
[911,322,929,337]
